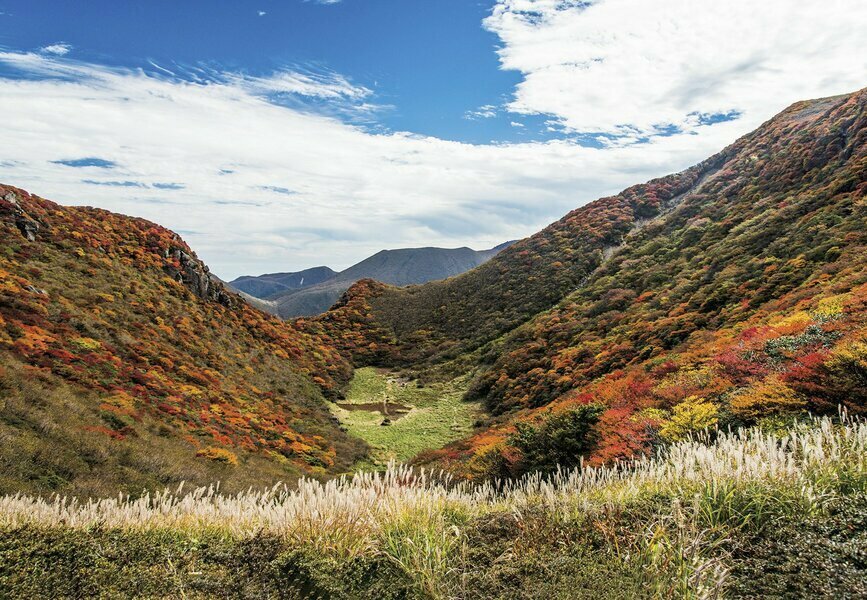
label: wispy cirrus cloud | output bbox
[236,69,371,101]
[0,50,378,119]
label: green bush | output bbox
[510,404,603,475]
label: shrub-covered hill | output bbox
[312,89,867,476]
[0,186,365,496]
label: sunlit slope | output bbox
[0,185,364,495]
[314,89,866,474]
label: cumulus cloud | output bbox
[485,0,867,141]
[0,0,863,280]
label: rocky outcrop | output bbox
[164,244,235,307]
[1,190,43,242]
[1,187,235,308]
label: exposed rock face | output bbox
[164,244,235,307]
[16,217,39,241]
[1,191,42,241]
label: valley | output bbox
[331,367,481,465]
[0,87,865,598]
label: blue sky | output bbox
[0,0,539,144]
[0,0,864,278]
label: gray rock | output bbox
[165,247,234,307]
[16,217,39,241]
[2,190,42,241]
[24,285,48,296]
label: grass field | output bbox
[331,367,481,464]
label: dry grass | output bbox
[2,415,863,597]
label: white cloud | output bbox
[0,51,735,278]
[40,43,72,56]
[0,0,864,281]
[237,69,371,101]
[465,104,498,119]
[485,0,867,139]
[258,11,267,17]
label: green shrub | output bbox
[510,404,603,475]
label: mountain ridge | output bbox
[229,266,337,299]
[259,242,515,318]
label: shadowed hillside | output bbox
[229,266,336,299]
[265,243,513,318]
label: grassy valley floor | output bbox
[331,367,481,465]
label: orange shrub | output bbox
[196,446,239,466]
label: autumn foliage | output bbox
[347,90,867,477]
[0,186,362,483]
[1,89,866,487]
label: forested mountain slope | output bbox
[0,186,364,495]
[312,143,726,367]
[313,89,867,476]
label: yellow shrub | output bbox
[769,311,811,330]
[71,337,101,351]
[826,340,867,372]
[660,396,719,441]
[815,294,848,319]
[730,377,805,420]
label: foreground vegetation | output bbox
[1,416,864,598]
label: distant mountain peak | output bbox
[229,265,336,299]
[234,242,514,318]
